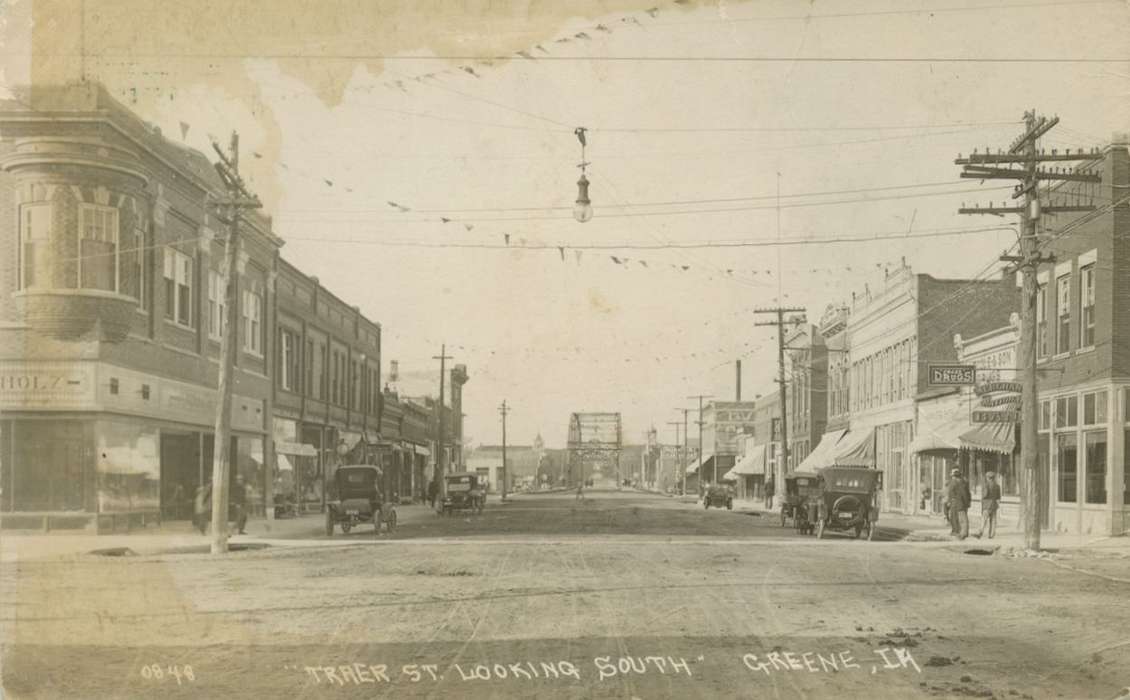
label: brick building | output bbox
[784,319,829,472]
[840,262,1017,513]
[0,83,281,531]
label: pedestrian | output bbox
[231,474,249,535]
[765,477,775,511]
[946,468,971,540]
[428,479,438,509]
[193,482,211,535]
[976,471,1001,539]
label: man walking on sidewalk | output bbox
[764,477,775,511]
[946,468,971,540]
[976,471,1001,539]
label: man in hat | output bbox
[945,468,971,539]
[976,472,1001,539]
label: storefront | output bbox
[0,360,268,532]
[727,438,766,500]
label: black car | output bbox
[704,484,734,510]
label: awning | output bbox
[720,469,739,481]
[339,431,364,453]
[276,453,294,472]
[731,444,766,475]
[834,427,876,467]
[796,429,847,472]
[276,441,318,457]
[959,422,1016,454]
[908,417,968,453]
[413,444,431,457]
[686,452,715,475]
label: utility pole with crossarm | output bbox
[755,307,806,499]
[957,112,1100,551]
[208,132,261,555]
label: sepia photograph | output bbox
[0,0,1129,697]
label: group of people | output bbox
[944,468,1000,540]
[192,474,250,536]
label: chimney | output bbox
[735,360,742,401]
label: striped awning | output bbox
[959,422,1016,455]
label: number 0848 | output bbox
[140,664,195,684]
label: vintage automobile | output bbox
[812,466,883,540]
[439,472,485,516]
[780,471,821,534]
[325,465,397,536]
[703,483,734,510]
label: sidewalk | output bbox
[0,504,441,562]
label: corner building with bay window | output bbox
[0,84,282,532]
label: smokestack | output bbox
[736,360,742,401]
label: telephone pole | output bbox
[208,132,261,555]
[687,394,714,487]
[956,111,1099,551]
[499,400,510,501]
[666,421,682,494]
[433,345,454,501]
[755,307,806,495]
[675,407,692,495]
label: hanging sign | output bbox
[980,394,1022,408]
[972,410,1021,423]
[928,364,976,386]
[975,381,1023,396]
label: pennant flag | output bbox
[504,234,510,246]
[536,44,550,54]
[595,24,611,32]
[179,121,190,140]
[516,50,534,60]
[441,217,451,223]
[646,7,660,17]
[464,224,474,231]
[610,256,622,264]
[558,246,565,261]
[575,250,583,265]
[638,260,648,268]
[461,66,479,77]
[387,201,410,212]
[324,179,334,187]
[575,32,591,40]
[681,265,690,271]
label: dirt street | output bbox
[2,490,1128,698]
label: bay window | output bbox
[79,204,119,292]
[1084,430,1107,504]
[19,203,52,289]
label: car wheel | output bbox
[324,511,334,536]
[726,501,732,511]
[816,518,825,539]
[854,523,863,539]
[342,522,352,534]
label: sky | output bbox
[5,0,1129,448]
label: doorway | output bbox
[159,432,200,520]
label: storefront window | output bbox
[237,437,265,516]
[1056,433,1078,503]
[1083,391,1107,426]
[1040,400,1051,431]
[2,420,90,512]
[1084,431,1107,504]
[95,420,160,513]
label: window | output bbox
[1055,396,1077,429]
[1083,390,1107,426]
[1036,284,1048,358]
[163,249,193,327]
[1123,430,1130,509]
[207,271,226,339]
[305,339,314,396]
[1056,274,1071,354]
[280,329,299,391]
[1057,432,1078,502]
[123,228,146,309]
[1080,264,1095,347]
[1084,430,1107,504]
[242,290,262,355]
[79,204,119,292]
[20,203,53,289]
[1039,400,1051,431]
[318,343,328,400]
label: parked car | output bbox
[703,483,734,510]
[325,465,397,536]
[781,472,821,534]
[812,466,883,540]
[439,472,485,516]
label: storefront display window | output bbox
[1084,431,1107,504]
[95,420,160,513]
[1057,433,1078,503]
[1056,396,1078,429]
[236,436,265,516]
[2,420,89,512]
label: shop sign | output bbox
[980,394,1021,408]
[0,362,94,408]
[928,364,976,386]
[975,381,1023,396]
[972,410,1020,423]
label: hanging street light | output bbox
[573,127,592,223]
